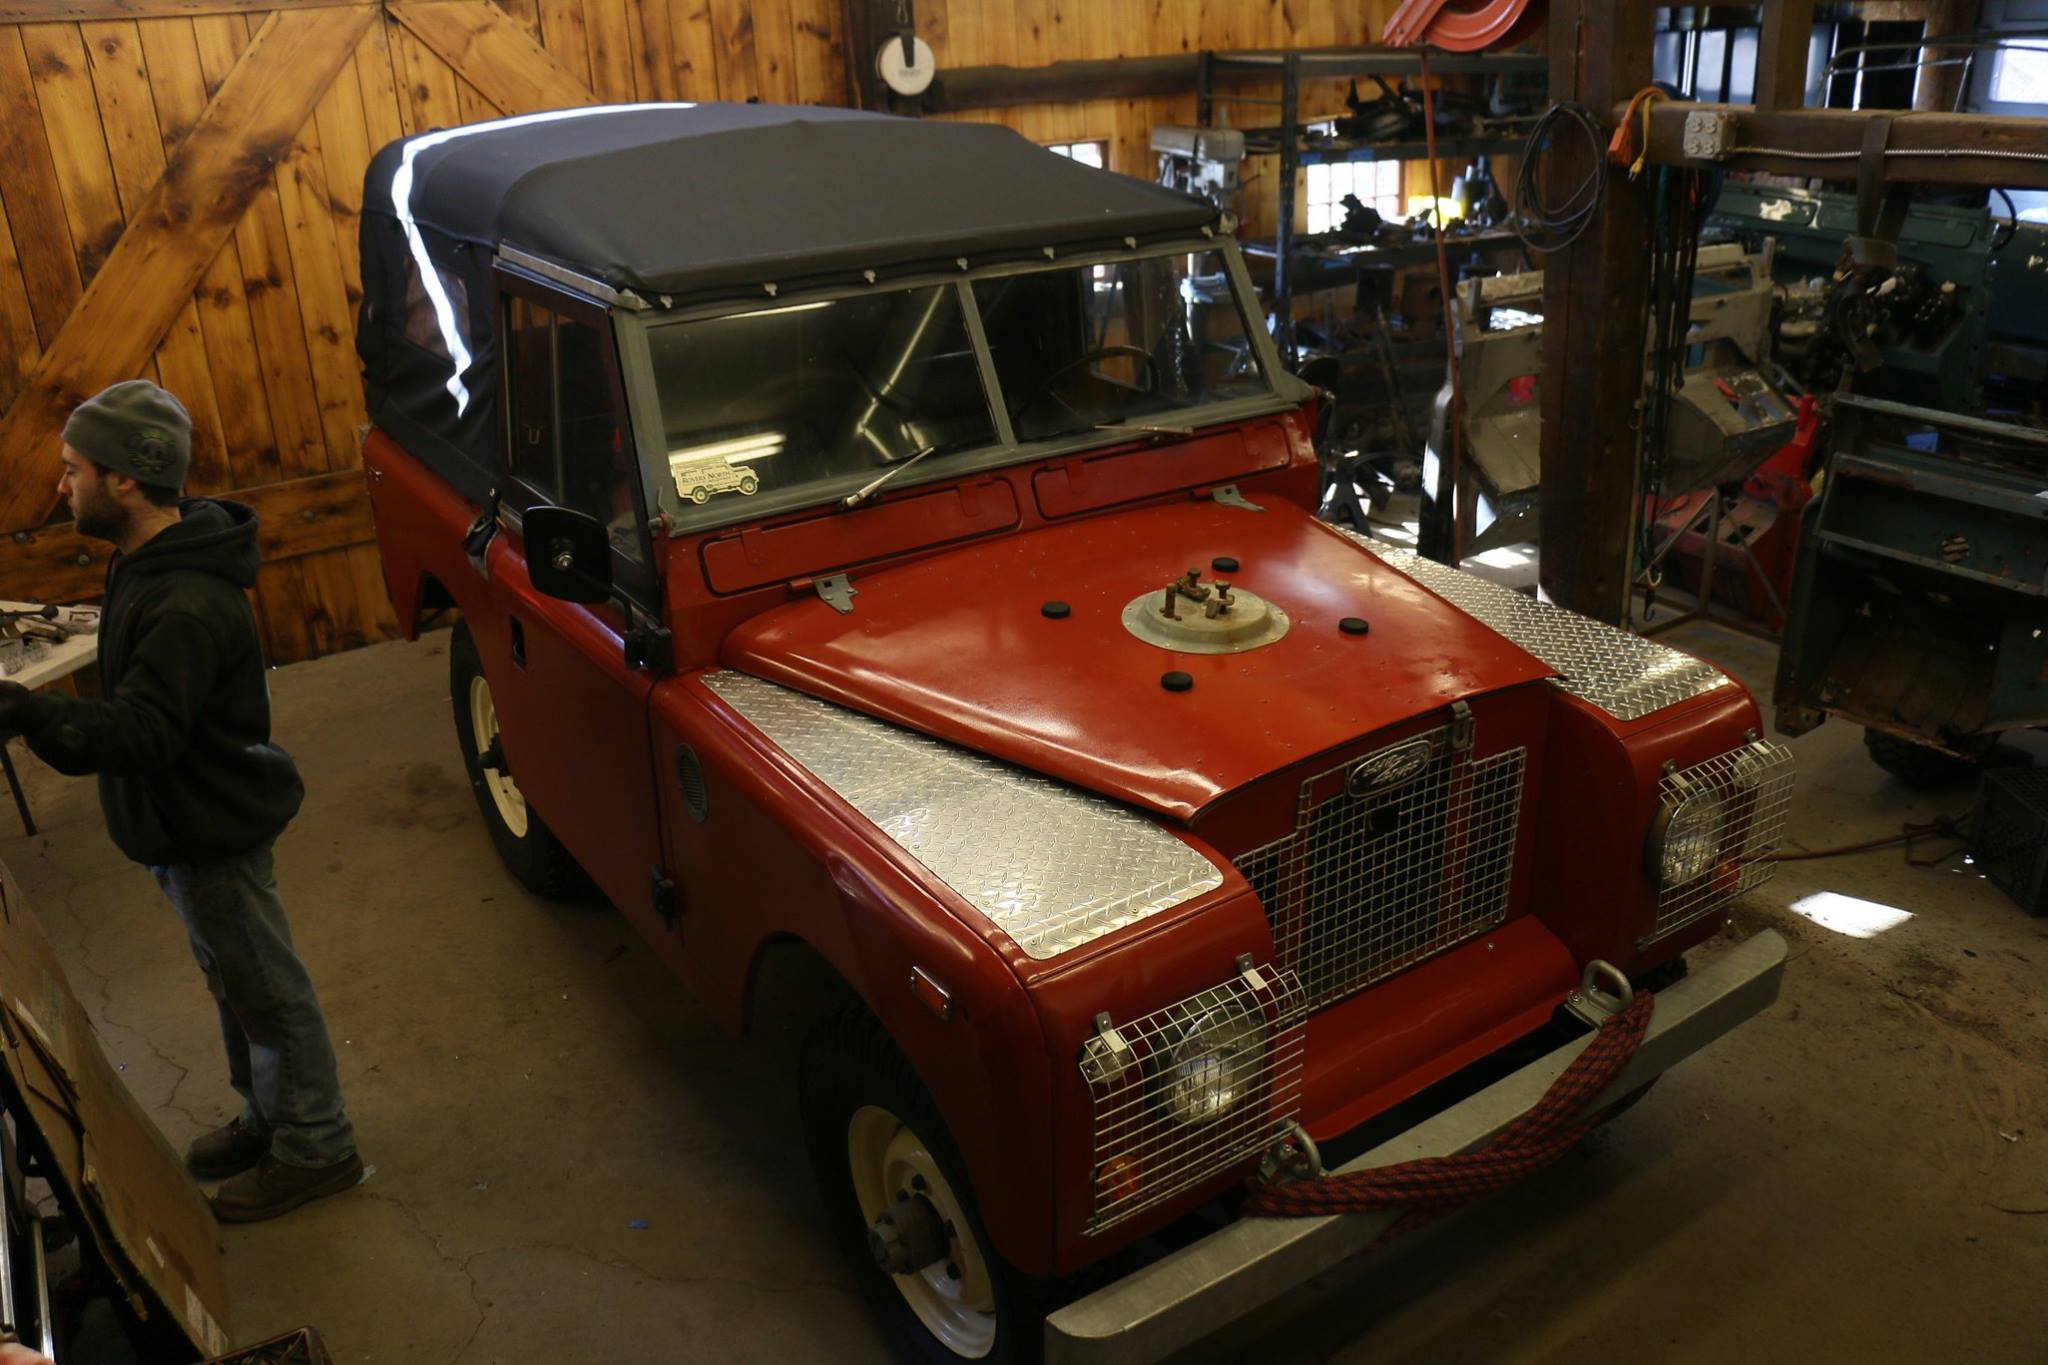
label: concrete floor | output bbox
[1,622,2043,1363]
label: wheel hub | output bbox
[868,1190,950,1275]
[847,1105,996,1358]
[467,674,530,838]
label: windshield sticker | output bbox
[669,451,763,504]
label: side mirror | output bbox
[522,506,613,604]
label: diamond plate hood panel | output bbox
[701,671,1223,958]
[720,499,1556,821]
[1330,529,1735,722]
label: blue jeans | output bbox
[151,844,356,1168]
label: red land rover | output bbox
[357,103,1792,1364]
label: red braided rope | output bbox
[1243,990,1655,1243]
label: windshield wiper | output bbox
[840,443,940,510]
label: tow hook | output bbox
[868,1190,950,1276]
[1254,1122,1323,1185]
[1565,959,1635,1026]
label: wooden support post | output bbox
[841,0,907,112]
[1536,0,1653,625]
[1913,0,1971,113]
[1753,0,1816,111]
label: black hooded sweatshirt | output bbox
[19,498,304,867]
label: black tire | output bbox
[1863,728,1982,791]
[800,1007,1044,1365]
[448,620,587,898]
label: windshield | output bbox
[646,248,1274,526]
[650,283,996,513]
[973,250,1269,441]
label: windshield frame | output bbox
[613,238,1305,536]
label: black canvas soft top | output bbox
[361,102,1222,298]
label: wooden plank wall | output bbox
[0,0,1395,666]
[919,0,1405,237]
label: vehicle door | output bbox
[479,273,667,927]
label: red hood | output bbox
[720,499,1555,821]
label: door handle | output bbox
[509,616,526,667]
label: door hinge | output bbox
[651,867,681,930]
[624,625,675,674]
[815,573,858,614]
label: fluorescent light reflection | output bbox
[1467,543,1535,571]
[737,301,832,319]
[669,432,785,465]
[1789,890,1914,939]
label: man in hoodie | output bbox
[0,380,360,1222]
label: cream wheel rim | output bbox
[467,674,529,838]
[846,1105,996,1358]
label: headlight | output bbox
[1646,784,1728,888]
[1152,991,1268,1126]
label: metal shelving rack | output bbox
[1194,49,1545,362]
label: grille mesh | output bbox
[1080,967,1306,1233]
[1647,740,1795,944]
[1237,719,1527,1012]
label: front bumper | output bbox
[1043,928,1788,1365]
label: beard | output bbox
[73,483,131,543]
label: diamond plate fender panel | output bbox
[701,672,1225,959]
[1330,528,1734,722]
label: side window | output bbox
[505,297,557,497]
[500,293,654,601]
[556,317,642,558]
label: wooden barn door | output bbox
[0,0,846,665]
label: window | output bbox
[649,285,997,523]
[501,295,651,590]
[1972,0,2048,115]
[1046,139,1108,169]
[400,253,470,361]
[1991,40,2048,102]
[1304,159,1403,235]
[973,250,1270,442]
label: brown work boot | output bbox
[211,1152,364,1223]
[184,1117,271,1181]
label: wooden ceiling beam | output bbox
[1639,102,2048,188]
[0,0,369,23]
[928,47,1546,114]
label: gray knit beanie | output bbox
[61,380,191,489]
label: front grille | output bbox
[1647,739,1794,944]
[1237,712,1527,1012]
[1079,966,1306,1233]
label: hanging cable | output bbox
[1607,85,1666,179]
[1633,157,1706,619]
[1417,49,1465,566]
[1511,101,1607,254]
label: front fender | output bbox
[649,671,1057,1274]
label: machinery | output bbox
[1708,181,2048,414]
[1776,396,2048,785]
[1430,243,1797,554]
[1151,124,1246,212]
